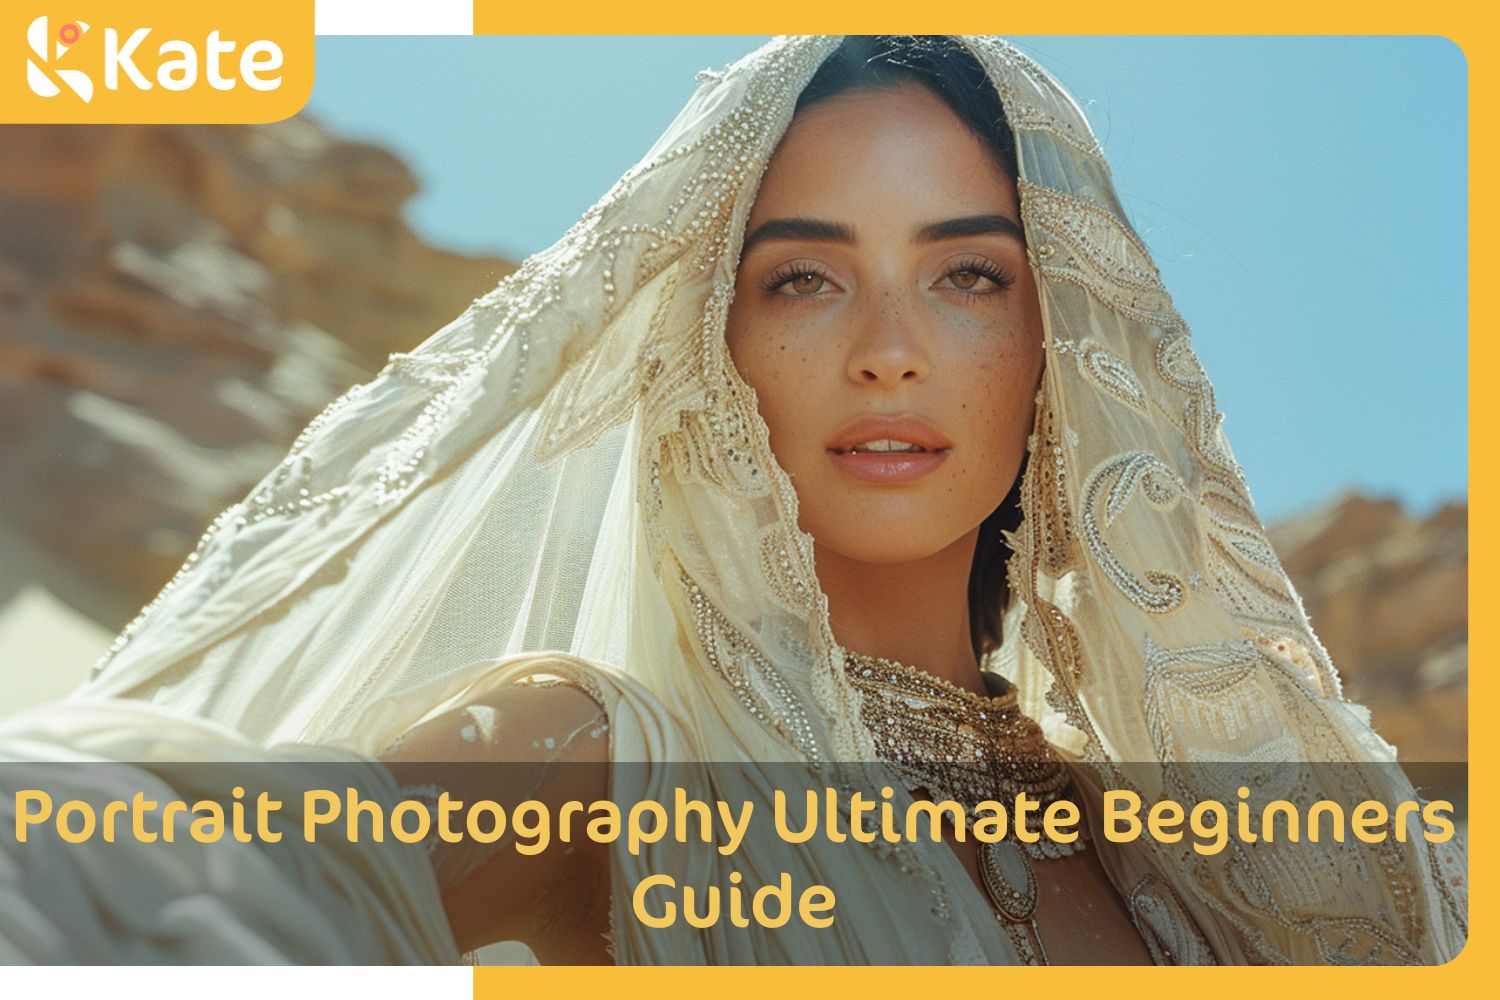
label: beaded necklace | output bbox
[843,648,1090,964]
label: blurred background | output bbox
[0,36,1467,762]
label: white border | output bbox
[0,967,472,998]
[315,0,475,35]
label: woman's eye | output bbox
[777,272,827,296]
[949,269,984,291]
[940,262,1014,295]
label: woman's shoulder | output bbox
[474,652,696,764]
[374,657,610,766]
[432,651,656,724]
[350,650,689,764]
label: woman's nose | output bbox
[846,292,931,386]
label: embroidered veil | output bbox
[10,35,1464,964]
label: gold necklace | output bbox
[843,648,1088,965]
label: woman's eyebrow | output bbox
[741,217,855,255]
[741,213,1025,256]
[914,214,1026,246]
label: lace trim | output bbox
[680,565,821,759]
[965,37,1109,163]
[1022,183,1187,334]
[1079,453,1188,615]
[1127,874,1217,965]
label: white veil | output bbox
[62,35,1464,964]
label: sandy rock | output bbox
[1270,493,1468,762]
[0,116,513,629]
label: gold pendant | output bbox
[979,840,1037,922]
[1001,921,1046,965]
[980,840,1049,964]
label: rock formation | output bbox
[1270,494,1467,763]
[0,116,513,631]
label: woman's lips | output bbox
[828,448,949,484]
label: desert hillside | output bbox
[0,117,513,628]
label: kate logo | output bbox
[5,2,312,125]
[25,16,93,102]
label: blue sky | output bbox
[305,36,1467,524]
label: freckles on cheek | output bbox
[758,327,815,384]
[986,328,1043,389]
[737,329,809,421]
[968,338,1039,448]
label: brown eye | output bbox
[787,272,825,295]
[949,269,981,290]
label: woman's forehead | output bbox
[747,85,1020,232]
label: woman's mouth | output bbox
[834,437,948,485]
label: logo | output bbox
[4,2,312,124]
[26,16,93,102]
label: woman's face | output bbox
[726,83,1045,566]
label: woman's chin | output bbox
[806,521,979,568]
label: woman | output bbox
[4,35,1466,965]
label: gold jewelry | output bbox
[843,648,1088,965]
[980,839,1048,964]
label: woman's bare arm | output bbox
[377,678,612,959]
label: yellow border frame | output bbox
[465,8,1482,996]
[2,2,1474,990]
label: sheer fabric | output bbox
[20,35,1466,963]
[0,699,459,964]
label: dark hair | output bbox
[794,36,1027,661]
[795,36,1019,187]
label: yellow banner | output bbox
[472,0,1477,36]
